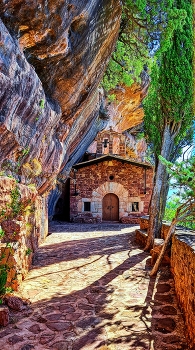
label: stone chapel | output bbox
[69,128,153,223]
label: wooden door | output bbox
[102,193,119,221]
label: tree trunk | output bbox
[150,198,195,276]
[144,124,174,251]
[159,172,169,221]
[150,218,177,276]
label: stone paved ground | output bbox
[0,222,189,350]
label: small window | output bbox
[132,202,139,212]
[84,202,91,211]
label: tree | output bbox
[143,0,193,250]
[100,0,194,250]
[102,0,187,91]
[150,155,195,275]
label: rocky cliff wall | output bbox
[0,1,121,194]
[106,68,149,133]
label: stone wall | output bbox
[0,177,48,291]
[138,216,195,348]
[171,231,195,348]
[70,159,153,222]
[139,217,170,239]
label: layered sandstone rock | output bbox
[106,81,149,133]
[0,1,121,193]
[102,71,149,161]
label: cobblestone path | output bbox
[0,222,189,350]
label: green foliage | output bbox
[0,267,7,295]
[107,94,117,102]
[27,183,36,191]
[159,155,195,198]
[136,132,145,140]
[25,248,32,256]
[0,227,5,239]
[160,154,195,228]
[102,0,190,91]
[10,186,21,217]
[39,99,45,109]
[0,241,14,296]
[0,210,6,218]
[164,198,195,230]
[21,148,30,157]
[144,0,193,160]
[164,198,179,222]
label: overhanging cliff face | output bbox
[0,0,121,193]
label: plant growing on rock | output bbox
[25,248,33,256]
[21,158,42,184]
[39,99,45,110]
[10,186,21,217]
[0,231,15,296]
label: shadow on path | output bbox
[32,231,139,267]
[0,223,189,350]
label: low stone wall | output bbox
[171,231,195,348]
[120,215,141,224]
[71,212,101,223]
[138,216,195,348]
[139,216,170,239]
[0,177,48,291]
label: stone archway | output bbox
[91,182,129,220]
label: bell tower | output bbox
[96,127,126,157]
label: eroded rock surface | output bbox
[0,1,121,193]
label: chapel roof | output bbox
[72,154,153,169]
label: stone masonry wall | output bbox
[139,217,195,348]
[70,159,153,222]
[171,232,195,348]
[0,177,48,291]
[140,217,171,239]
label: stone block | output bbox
[150,238,170,265]
[135,229,148,246]
[121,215,140,224]
[1,220,21,242]
[0,306,9,327]
[140,216,149,230]
[161,222,171,239]
[171,232,195,347]
[4,295,24,311]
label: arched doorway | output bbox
[102,193,119,221]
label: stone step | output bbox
[120,215,141,224]
[151,238,171,265]
[135,230,170,265]
[140,216,149,230]
[135,228,148,246]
